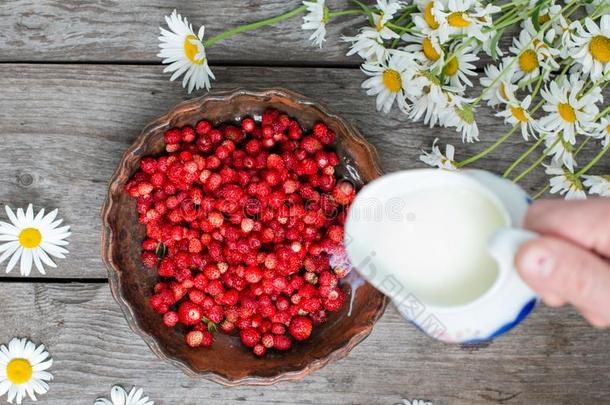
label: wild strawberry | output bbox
[253,344,266,357]
[164,128,182,144]
[201,330,214,347]
[178,301,203,325]
[288,316,313,341]
[196,120,212,136]
[185,330,204,348]
[300,136,322,155]
[163,311,179,327]
[273,335,292,350]
[240,328,261,348]
[332,182,355,205]
[207,305,225,324]
[158,257,176,277]
[244,266,263,283]
[204,264,221,280]
[322,288,346,312]
[206,280,224,296]
[182,126,197,143]
[327,225,343,243]
[261,333,274,348]
[220,320,235,333]
[241,117,256,133]
[141,251,158,268]
[311,309,328,325]
[189,289,205,305]
[300,297,322,313]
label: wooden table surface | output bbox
[1,1,609,404]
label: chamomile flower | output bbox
[441,45,478,90]
[0,204,70,276]
[409,72,449,126]
[546,164,586,199]
[544,131,576,171]
[344,0,403,63]
[539,74,601,143]
[419,138,458,170]
[510,20,560,85]
[361,51,421,113]
[583,175,610,197]
[95,385,154,405]
[0,338,53,404]
[376,0,405,22]
[412,0,443,34]
[589,116,610,146]
[158,10,215,93]
[479,59,518,107]
[302,0,329,48]
[496,95,540,140]
[402,32,445,72]
[569,16,610,81]
[435,0,499,43]
[440,96,479,142]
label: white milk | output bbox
[359,187,507,307]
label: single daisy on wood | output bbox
[94,385,154,405]
[0,338,53,404]
[0,204,70,276]
[158,10,215,94]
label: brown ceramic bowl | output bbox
[101,88,388,386]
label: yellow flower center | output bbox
[447,12,470,28]
[606,123,610,133]
[19,228,42,249]
[510,106,529,123]
[422,37,440,61]
[7,359,33,385]
[424,2,439,30]
[589,35,610,63]
[558,103,577,124]
[383,69,402,92]
[518,49,539,73]
[376,12,385,32]
[184,34,204,65]
[538,13,550,25]
[443,57,459,76]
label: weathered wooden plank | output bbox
[0,0,516,65]
[0,282,608,404]
[0,64,607,278]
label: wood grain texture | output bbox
[0,0,516,65]
[0,63,607,278]
[0,282,608,404]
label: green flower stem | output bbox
[456,125,519,168]
[576,141,610,177]
[596,104,610,120]
[329,9,367,17]
[503,137,545,177]
[204,5,306,47]
[532,185,550,199]
[512,138,560,183]
[386,22,419,33]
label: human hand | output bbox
[515,198,610,328]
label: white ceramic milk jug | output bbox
[344,169,538,343]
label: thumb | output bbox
[515,236,610,328]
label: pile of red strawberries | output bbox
[124,108,356,356]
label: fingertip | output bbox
[515,238,556,285]
[578,308,610,329]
